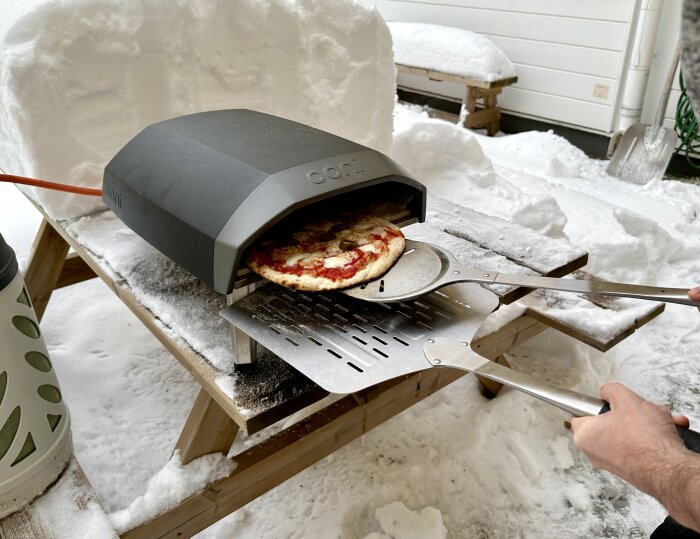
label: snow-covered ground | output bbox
[2,102,700,537]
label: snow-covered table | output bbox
[388,22,518,136]
[4,194,664,538]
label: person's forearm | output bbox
[641,448,700,532]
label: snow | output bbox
[28,459,117,539]
[0,0,395,220]
[393,106,567,238]
[370,501,448,539]
[109,451,235,534]
[65,211,233,368]
[2,3,700,535]
[388,22,516,82]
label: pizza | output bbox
[245,214,405,291]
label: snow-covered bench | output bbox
[388,22,518,135]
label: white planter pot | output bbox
[0,235,72,517]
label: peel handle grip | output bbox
[598,403,700,454]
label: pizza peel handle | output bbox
[424,339,700,454]
[343,240,700,308]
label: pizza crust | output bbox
[246,215,405,291]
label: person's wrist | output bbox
[647,449,700,529]
[633,445,695,501]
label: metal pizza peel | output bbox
[342,240,700,308]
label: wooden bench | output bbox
[0,192,663,538]
[396,64,517,136]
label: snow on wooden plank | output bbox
[423,199,661,349]
[389,22,516,83]
[34,207,324,435]
[0,458,117,539]
[426,197,587,276]
[523,273,665,351]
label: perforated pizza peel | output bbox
[220,282,700,450]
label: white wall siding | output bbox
[487,37,621,79]
[395,0,631,21]
[360,0,637,133]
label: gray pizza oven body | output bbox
[102,109,427,294]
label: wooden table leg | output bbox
[463,86,502,136]
[478,355,512,399]
[471,315,549,397]
[486,92,500,136]
[55,252,97,289]
[24,219,70,321]
[175,388,239,465]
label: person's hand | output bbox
[571,383,689,497]
[690,286,700,311]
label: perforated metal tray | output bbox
[220,282,498,394]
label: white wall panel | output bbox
[380,2,629,50]
[488,36,621,79]
[513,65,616,105]
[500,88,611,131]
[398,0,631,21]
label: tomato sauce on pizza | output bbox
[245,214,405,291]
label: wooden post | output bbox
[486,92,501,136]
[175,388,239,465]
[471,315,549,397]
[477,355,513,398]
[465,86,478,114]
[464,87,502,134]
[24,219,70,321]
[55,252,97,289]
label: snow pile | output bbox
[365,501,448,539]
[392,106,567,237]
[478,130,590,178]
[109,451,235,534]
[475,129,692,284]
[388,22,516,82]
[0,0,395,220]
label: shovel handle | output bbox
[598,403,700,454]
[650,44,681,142]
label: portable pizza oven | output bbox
[102,109,426,296]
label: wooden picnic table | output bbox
[1,193,664,538]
